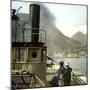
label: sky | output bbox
[12,1,87,37]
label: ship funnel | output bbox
[29,4,40,43]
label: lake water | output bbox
[47,57,88,76]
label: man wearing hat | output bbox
[57,61,66,86]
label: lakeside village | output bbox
[54,47,87,58]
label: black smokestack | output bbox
[29,4,40,43]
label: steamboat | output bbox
[11,4,87,89]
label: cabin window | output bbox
[15,48,25,61]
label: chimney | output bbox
[29,4,40,43]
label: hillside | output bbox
[71,31,87,47]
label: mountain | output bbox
[17,4,81,56]
[40,5,81,56]
[40,15,81,55]
[71,31,87,47]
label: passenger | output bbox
[49,61,65,87]
[64,64,72,86]
[50,61,72,87]
[57,61,66,86]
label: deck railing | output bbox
[71,72,87,85]
[12,27,46,44]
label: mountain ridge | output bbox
[71,31,86,47]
